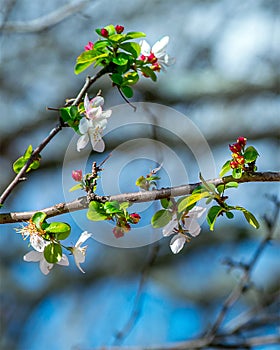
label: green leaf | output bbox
[226,211,234,219]
[104,201,122,214]
[119,202,130,210]
[207,205,224,231]
[110,73,123,85]
[13,157,27,174]
[44,242,62,264]
[32,212,47,230]
[140,66,157,81]
[87,201,108,221]
[112,53,129,66]
[217,181,239,194]
[151,209,173,228]
[244,146,259,163]
[160,198,172,209]
[120,85,133,98]
[135,175,146,187]
[125,31,146,40]
[178,192,209,213]
[69,183,83,192]
[94,40,110,49]
[120,42,141,58]
[105,24,116,36]
[74,51,108,74]
[123,72,139,85]
[235,206,260,229]
[232,168,243,179]
[13,145,34,174]
[108,34,124,42]
[219,160,231,177]
[45,222,71,240]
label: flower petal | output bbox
[30,235,46,252]
[39,259,53,275]
[79,117,90,134]
[101,109,112,119]
[83,94,90,114]
[139,40,151,56]
[77,134,89,152]
[57,254,69,266]
[75,231,93,247]
[23,250,42,262]
[188,206,206,219]
[162,215,178,236]
[170,234,186,254]
[186,220,201,237]
[152,36,169,57]
[91,96,104,107]
[92,137,105,153]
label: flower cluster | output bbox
[229,137,247,169]
[17,214,92,275]
[113,213,141,238]
[162,206,206,254]
[139,36,172,74]
[77,94,112,153]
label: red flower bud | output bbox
[72,170,83,182]
[100,28,109,37]
[230,161,239,169]
[235,155,245,165]
[147,52,157,63]
[130,213,141,224]
[84,41,94,51]
[115,25,124,34]
[236,136,247,148]
[151,62,161,71]
[229,143,242,153]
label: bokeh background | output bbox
[0,0,279,349]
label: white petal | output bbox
[162,215,178,237]
[30,235,45,252]
[91,95,104,107]
[83,94,90,113]
[87,106,102,120]
[73,250,86,273]
[92,137,105,153]
[79,117,90,134]
[188,206,206,219]
[57,254,69,266]
[39,259,53,275]
[152,36,169,57]
[23,250,42,262]
[170,234,186,254]
[139,40,151,56]
[77,134,89,152]
[101,109,112,119]
[75,231,92,247]
[186,220,201,237]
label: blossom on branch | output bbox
[139,36,173,72]
[23,244,69,275]
[69,231,92,273]
[77,94,112,153]
[163,206,206,254]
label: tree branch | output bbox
[0,0,91,33]
[1,172,279,224]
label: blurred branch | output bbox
[0,68,108,206]
[0,0,91,33]
[1,171,279,224]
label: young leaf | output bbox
[87,201,108,221]
[207,205,224,231]
[44,242,62,264]
[160,198,172,209]
[235,206,260,229]
[244,146,259,163]
[178,192,209,213]
[125,31,146,40]
[232,168,243,179]
[120,42,141,58]
[32,212,47,230]
[110,73,123,85]
[45,222,71,240]
[151,209,173,228]
[112,53,129,66]
[140,66,157,81]
[120,85,133,98]
[69,183,83,192]
[219,160,231,177]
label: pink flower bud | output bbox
[130,213,141,224]
[84,41,94,51]
[72,170,83,182]
[100,28,109,37]
[113,227,124,239]
[115,25,124,34]
[147,52,157,63]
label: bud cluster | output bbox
[229,137,247,169]
[113,213,141,238]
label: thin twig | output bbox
[1,172,279,224]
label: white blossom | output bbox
[70,231,92,273]
[139,36,173,68]
[163,206,206,254]
[77,94,112,152]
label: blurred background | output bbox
[0,0,279,349]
